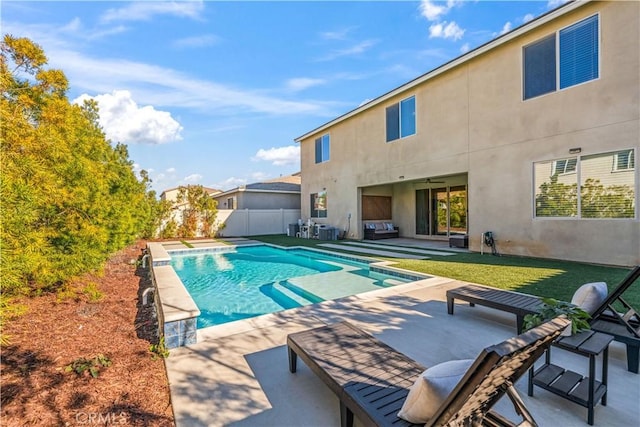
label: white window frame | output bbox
[523,13,600,101]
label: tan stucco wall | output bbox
[299,1,639,266]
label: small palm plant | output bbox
[523,298,591,335]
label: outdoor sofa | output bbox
[363,221,399,240]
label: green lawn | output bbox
[249,235,637,308]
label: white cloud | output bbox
[420,0,447,21]
[60,16,127,40]
[320,28,353,41]
[317,39,378,61]
[73,90,183,144]
[419,0,463,21]
[183,174,203,183]
[216,177,247,191]
[523,13,535,23]
[285,77,326,92]
[166,167,176,173]
[460,43,471,54]
[61,17,81,32]
[3,20,339,118]
[250,172,271,182]
[172,34,219,49]
[429,21,465,41]
[101,1,205,23]
[420,1,466,42]
[500,22,513,35]
[252,145,300,166]
[547,0,570,10]
[56,50,335,116]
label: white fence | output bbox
[216,209,301,237]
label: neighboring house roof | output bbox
[160,186,222,200]
[214,173,301,198]
[261,172,301,185]
[294,0,584,142]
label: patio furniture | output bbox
[446,265,640,373]
[287,317,570,427]
[447,284,544,334]
[449,234,468,248]
[363,221,399,240]
[589,265,640,373]
[528,330,614,425]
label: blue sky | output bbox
[3,0,569,194]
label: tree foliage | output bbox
[535,175,578,217]
[1,35,158,296]
[536,174,634,218]
[175,185,219,238]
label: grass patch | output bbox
[250,234,636,307]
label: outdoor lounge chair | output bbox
[446,265,640,373]
[287,317,570,427]
[589,265,640,373]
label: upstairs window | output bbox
[524,14,599,100]
[523,36,556,99]
[386,96,416,142]
[315,134,330,163]
[559,15,599,89]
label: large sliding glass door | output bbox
[415,186,467,237]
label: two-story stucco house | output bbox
[296,0,638,267]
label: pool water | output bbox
[170,245,412,328]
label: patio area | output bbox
[165,275,639,426]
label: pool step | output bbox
[277,281,325,304]
[260,282,315,309]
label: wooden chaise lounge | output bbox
[589,266,640,373]
[287,317,569,427]
[446,265,640,373]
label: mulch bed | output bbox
[1,241,175,426]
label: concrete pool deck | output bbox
[164,275,640,427]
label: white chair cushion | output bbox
[571,281,608,314]
[397,359,474,423]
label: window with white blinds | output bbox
[559,15,599,89]
[534,149,636,219]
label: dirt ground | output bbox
[1,241,175,426]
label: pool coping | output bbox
[147,241,432,348]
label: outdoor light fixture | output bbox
[569,147,582,154]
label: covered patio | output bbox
[165,275,639,426]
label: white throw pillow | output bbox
[571,282,608,314]
[397,359,474,424]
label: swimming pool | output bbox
[170,245,416,328]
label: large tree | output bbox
[1,35,157,295]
